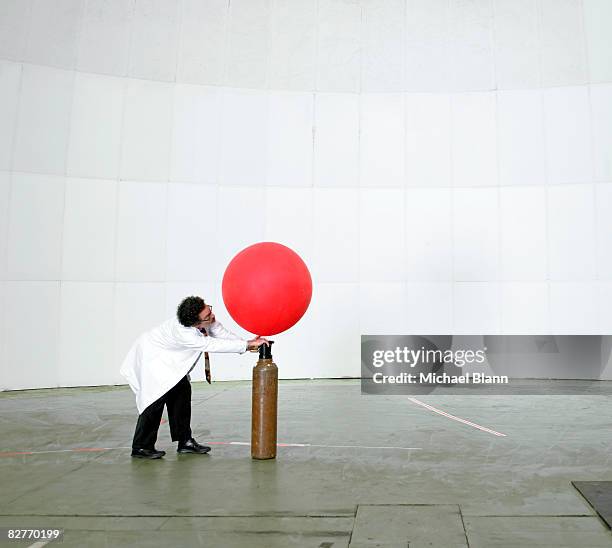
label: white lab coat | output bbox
[120,317,248,414]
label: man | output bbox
[120,296,269,459]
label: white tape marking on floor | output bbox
[307,444,421,450]
[1,442,421,457]
[408,397,507,437]
[229,441,421,450]
[0,447,130,456]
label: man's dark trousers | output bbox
[132,375,192,450]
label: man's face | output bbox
[196,305,215,328]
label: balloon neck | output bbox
[259,341,274,360]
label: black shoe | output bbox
[131,447,166,459]
[177,438,211,454]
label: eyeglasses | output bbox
[198,305,213,323]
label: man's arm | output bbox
[179,329,248,353]
[207,321,243,341]
[207,323,270,352]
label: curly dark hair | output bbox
[177,296,206,327]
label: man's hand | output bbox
[247,336,270,351]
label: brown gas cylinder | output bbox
[251,341,277,459]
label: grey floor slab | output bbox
[57,529,350,548]
[1,380,612,547]
[463,515,612,547]
[574,482,612,529]
[0,515,169,531]
[350,504,467,548]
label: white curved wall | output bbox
[0,0,611,389]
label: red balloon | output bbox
[222,242,312,336]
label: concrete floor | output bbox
[1,379,612,547]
